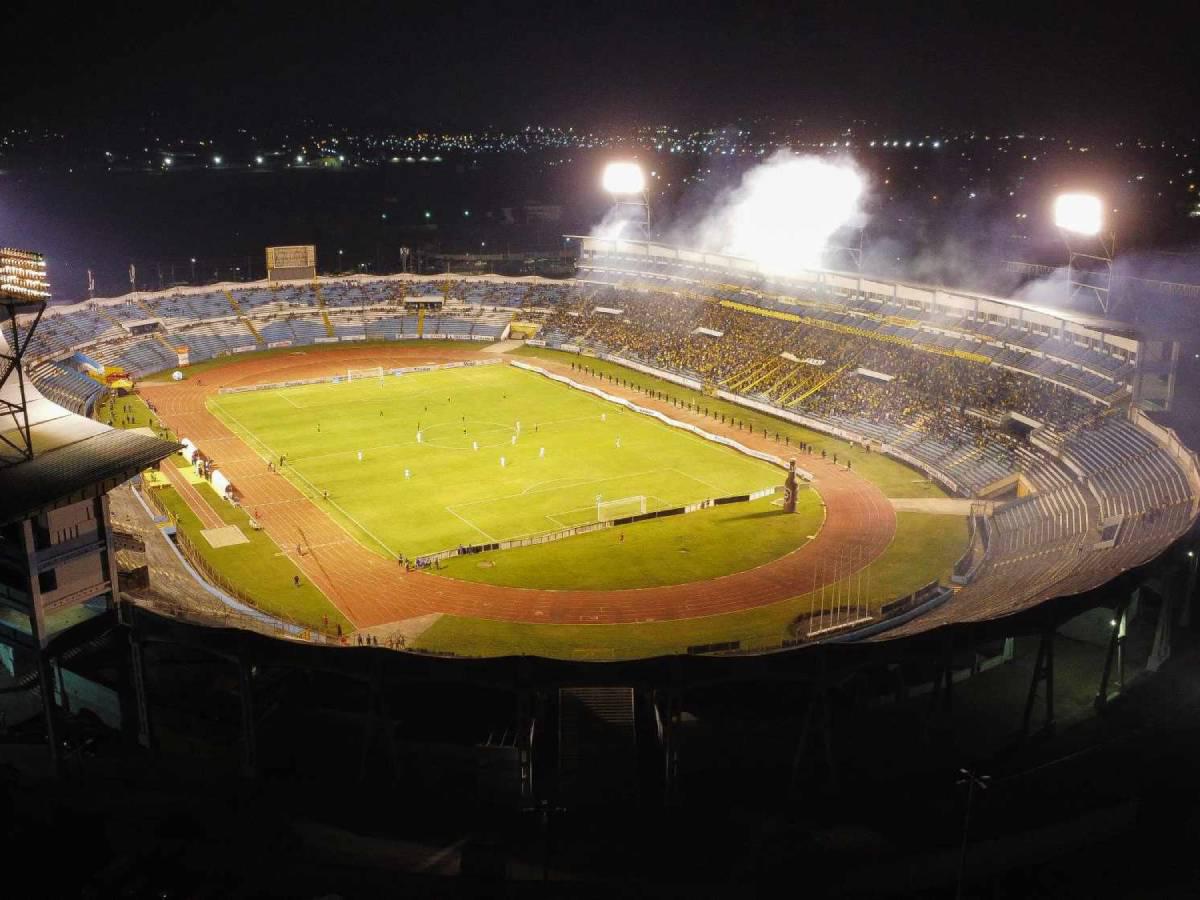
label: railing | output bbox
[414,486,779,567]
[216,357,503,395]
[140,482,337,640]
[126,594,329,645]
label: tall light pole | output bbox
[956,768,990,900]
[602,161,650,243]
[1054,193,1116,315]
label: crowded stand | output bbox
[12,273,1193,519]
[7,261,1196,640]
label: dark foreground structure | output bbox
[2,258,1200,897]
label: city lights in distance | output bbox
[602,161,646,194]
[1054,193,1103,236]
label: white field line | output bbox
[671,467,723,492]
[258,419,519,465]
[261,366,494,409]
[444,506,497,543]
[210,399,401,560]
[446,467,676,512]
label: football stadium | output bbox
[3,173,1199,826]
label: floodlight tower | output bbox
[1054,193,1116,315]
[602,161,651,242]
[0,248,50,467]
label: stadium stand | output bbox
[14,268,1196,643]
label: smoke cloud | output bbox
[682,151,867,275]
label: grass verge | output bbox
[435,491,824,590]
[515,345,948,500]
[412,511,968,659]
[154,482,353,634]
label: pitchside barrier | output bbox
[532,345,960,493]
[413,485,779,568]
[216,357,503,395]
[509,360,807,476]
[567,348,960,495]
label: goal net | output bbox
[347,366,385,382]
[597,495,647,521]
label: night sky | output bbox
[6,1,1197,135]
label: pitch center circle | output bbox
[420,419,518,451]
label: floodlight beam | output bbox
[1053,193,1116,315]
[602,162,646,195]
[1054,193,1103,236]
[600,162,651,241]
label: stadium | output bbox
[2,173,1198,816]
[8,229,1198,650]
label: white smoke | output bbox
[684,151,867,275]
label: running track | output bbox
[142,347,896,629]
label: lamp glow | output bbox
[1055,193,1103,236]
[602,162,646,195]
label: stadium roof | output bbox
[570,236,1143,340]
[0,332,178,524]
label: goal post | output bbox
[596,495,647,521]
[347,365,385,382]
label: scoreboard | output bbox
[265,245,317,282]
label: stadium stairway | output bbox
[225,290,264,345]
[313,284,336,337]
[557,687,638,807]
[153,330,177,355]
[782,362,849,406]
[95,307,125,331]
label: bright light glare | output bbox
[1055,193,1103,236]
[716,152,865,273]
[602,161,646,194]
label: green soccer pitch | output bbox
[208,363,785,560]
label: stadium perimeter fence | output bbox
[414,486,779,568]
[216,357,504,396]
[139,482,336,644]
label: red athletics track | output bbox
[141,346,896,629]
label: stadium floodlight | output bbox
[599,162,651,241]
[0,248,50,466]
[0,248,50,304]
[602,161,646,195]
[1054,192,1103,236]
[1054,192,1116,314]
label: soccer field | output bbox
[209,363,783,558]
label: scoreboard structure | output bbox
[265,245,317,282]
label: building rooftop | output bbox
[0,330,178,524]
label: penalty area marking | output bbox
[444,506,498,543]
[209,398,402,561]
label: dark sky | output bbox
[5,1,1197,134]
